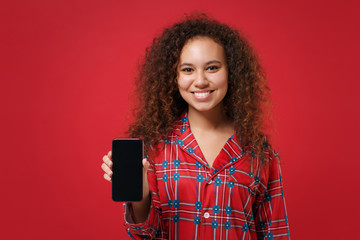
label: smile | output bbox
[192,90,214,99]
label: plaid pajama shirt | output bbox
[124,112,290,239]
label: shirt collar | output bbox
[171,112,246,172]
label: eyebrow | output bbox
[179,60,222,67]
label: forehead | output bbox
[179,37,226,62]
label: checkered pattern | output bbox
[124,112,290,239]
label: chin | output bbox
[189,104,219,113]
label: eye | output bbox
[207,65,219,71]
[182,68,193,73]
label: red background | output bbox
[1,0,359,239]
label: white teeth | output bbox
[194,91,211,98]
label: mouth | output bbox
[191,90,214,98]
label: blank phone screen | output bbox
[112,139,143,202]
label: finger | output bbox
[143,158,150,171]
[104,173,112,182]
[108,150,112,160]
[101,163,113,176]
[102,155,113,168]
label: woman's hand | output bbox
[101,150,150,190]
[102,151,113,182]
[102,150,152,223]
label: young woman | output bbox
[101,14,290,239]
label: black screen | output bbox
[112,139,143,202]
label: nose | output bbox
[194,71,209,88]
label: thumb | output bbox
[143,158,150,171]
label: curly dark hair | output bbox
[128,13,275,162]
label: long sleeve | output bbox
[121,113,291,239]
[253,149,290,239]
[123,156,164,239]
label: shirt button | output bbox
[204,212,210,218]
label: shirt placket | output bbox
[173,113,245,239]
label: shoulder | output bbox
[257,141,283,183]
[145,132,178,165]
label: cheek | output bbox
[208,73,228,91]
[219,72,228,90]
[177,76,192,91]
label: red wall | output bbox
[1,0,359,239]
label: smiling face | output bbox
[177,37,228,114]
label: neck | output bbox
[187,104,231,132]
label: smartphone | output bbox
[112,138,143,202]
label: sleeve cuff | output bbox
[124,202,136,224]
[123,193,153,226]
